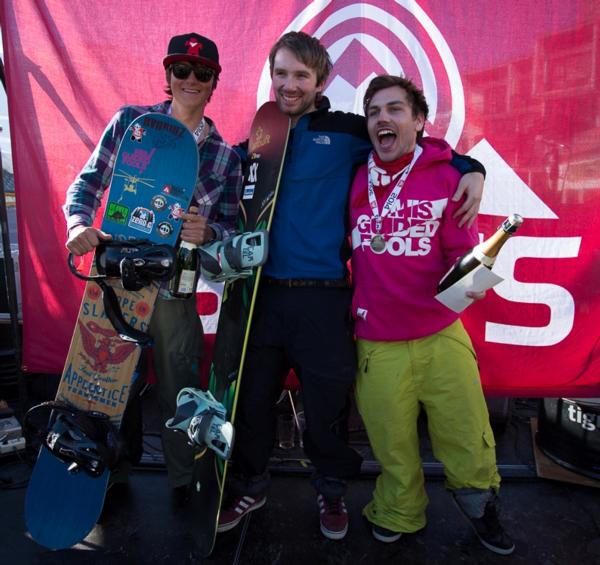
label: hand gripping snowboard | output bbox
[25,113,198,549]
[184,102,290,555]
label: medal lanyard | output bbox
[367,144,423,235]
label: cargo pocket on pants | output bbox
[483,427,496,449]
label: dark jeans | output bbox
[230,285,362,498]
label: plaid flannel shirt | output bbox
[63,101,242,297]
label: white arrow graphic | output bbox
[469,138,558,219]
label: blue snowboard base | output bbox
[25,447,109,549]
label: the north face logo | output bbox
[313,135,331,145]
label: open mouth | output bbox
[377,128,396,149]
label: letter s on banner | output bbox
[485,236,582,347]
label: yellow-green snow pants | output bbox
[355,320,501,533]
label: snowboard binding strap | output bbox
[24,401,122,477]
[68,240,177,344]
[198,230,269,283]
[165,388,234,460]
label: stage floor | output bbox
[1,389,600,564]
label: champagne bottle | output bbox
[169,206,199,299]
[437,214,523,293]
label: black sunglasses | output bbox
[171,63,214,83]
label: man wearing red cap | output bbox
[63,33,242,504]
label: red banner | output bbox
[1,1,599,395]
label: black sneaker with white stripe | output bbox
[217,494,267,533]
[453,495,515,555]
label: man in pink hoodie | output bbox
[349,75,514,555]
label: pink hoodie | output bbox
[349,137,478,341]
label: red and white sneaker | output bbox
[217,494,267,533]
[317,494,348,540]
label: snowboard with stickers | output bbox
[24,112,198,550]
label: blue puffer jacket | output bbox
[265,98,371,280]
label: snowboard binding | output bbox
[69,239,177,290]
[24,401,122,477]
[198,230,268,283]
[166,388,234,460]
[68,240,177,344]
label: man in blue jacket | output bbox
[218,31,486,540]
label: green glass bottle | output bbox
[170,239,198,299]
[438,214,523,293]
